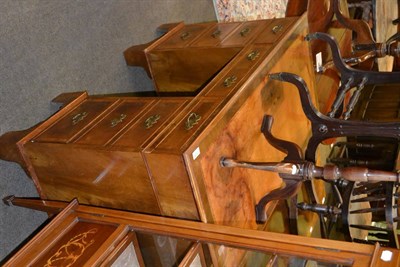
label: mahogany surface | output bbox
[286,0,308,16]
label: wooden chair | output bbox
[220,71,400,238]
[287,0,398,71]
[327,140,398,170]
[305,32,400,119]
[341,181,399,248]
[330,0,400,71]
[296,180,400,248]
[272,71,400,239]
[303,138,400,246]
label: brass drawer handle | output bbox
[185,112,201,130]
[247,50,260,61]
[240,27,250,37]
[272,25,283,34]
[72,112,88,125]
[212,30,221,38]
[144,114,161,129]
[223,75,237,87]
[111,114,127,127]
[180,31,191,40]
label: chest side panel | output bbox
[23,142,161,215]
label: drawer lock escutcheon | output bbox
[72,112,88,125]
[272,25,283,34]
[111,114,127,127]
[240,27,250,37]
[180,32,191,40]
[223,76,237,87]
[185,112,202,130]
[144,114,161,129]
[247,50,260,61]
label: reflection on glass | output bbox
[111,243,140,267]
[133,230,349,267]
[189,254,202,267]
[226,248,347,267]
[136,232,195,267]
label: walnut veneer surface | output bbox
[124,16,299,94]
[0,12,316,265]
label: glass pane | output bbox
[189,254,202,267]
[136,232,193,267]
[213,245,348,267]
[131,231,352,266]
[111,243,140,267]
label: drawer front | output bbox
[112,98,190,149]
[75,99,155,146]
[254,17,298,44]
[221,21,267,46]
[204,45,273,97]
[156,24,211,49]
[35,99,116,143]
[191,22,240,47]
[149,98,220,152]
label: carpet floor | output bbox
[0,0,216,262]
[213,0,288,21]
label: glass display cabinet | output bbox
[2,196,399,267]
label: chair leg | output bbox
[342,182,399,248]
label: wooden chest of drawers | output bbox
[124,16,298,93]
[0,13,316,265]
[20,93,193,217]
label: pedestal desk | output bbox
[0,13,316,265]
